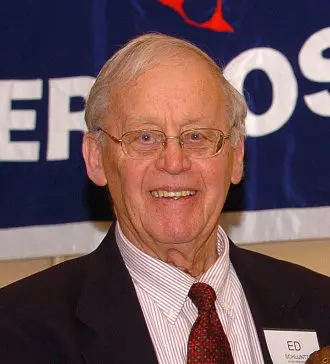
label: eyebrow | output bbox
[123,116,160,128]
[181,118,214,128]
[123,116,215,130]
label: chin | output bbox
[148,222,200,245]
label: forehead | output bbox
[111,54,226,130]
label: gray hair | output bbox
[85,33,247,146]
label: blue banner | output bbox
[1,0,329,258]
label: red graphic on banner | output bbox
[158,0,233,32]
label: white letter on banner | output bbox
[224,48,298,137]
[0,79,41,161]
[47,76,95,160]
[299,27,330,116]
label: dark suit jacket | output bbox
[0,224,329,363]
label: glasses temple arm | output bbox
[95,127,122,144]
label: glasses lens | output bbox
[181,129,224,158]
[123,130,164,158]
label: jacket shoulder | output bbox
[0,253,91,311]
[231,242,330,346]
[233,243,330,284]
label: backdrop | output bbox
[1,0,329,259]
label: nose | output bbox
[155,137,192,174]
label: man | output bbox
[0,33,329,364]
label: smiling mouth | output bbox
[150,190,197,199]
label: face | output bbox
[83,55,244,252]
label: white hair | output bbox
[85,33,247,145]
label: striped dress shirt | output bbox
[116,223,264,364]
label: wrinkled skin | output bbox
[83,54,244,277]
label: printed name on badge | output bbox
[264,329,319,364]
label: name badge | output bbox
[264,329,319,364]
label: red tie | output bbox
[187,283,234,364]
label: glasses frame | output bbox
[95,127,231,159]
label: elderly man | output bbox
[0,34,329,364]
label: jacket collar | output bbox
[75,224,158,364]
[229,240,303,363]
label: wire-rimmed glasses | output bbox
[96,128,230,159]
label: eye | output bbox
[138,131,156,144]
[190,132,203,140]
[184,130,208,143]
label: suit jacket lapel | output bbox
[75,224,158,364]
[229,240,304,363]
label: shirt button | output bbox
[168,308,175,319]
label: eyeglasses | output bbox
[96,128,230,159]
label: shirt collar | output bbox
[199,227,233,315]
[115,223,232,323]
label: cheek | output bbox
[112,158,150,204]
[101,148,127,207]
[201,157,233,200]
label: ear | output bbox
[231,136,245,185]
[82,132,107,186]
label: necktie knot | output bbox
[188,282,217,312]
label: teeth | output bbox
[151,190,196,198]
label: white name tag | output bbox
[264,329,319,364]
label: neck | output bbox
[118,220,219,277]
[164,242,218,278]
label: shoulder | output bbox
[230,240,330,286]
[230,241,330,345]
[0,224,118,310]
[0,227,121,362]
[230,240,330,315]
[0,253,90,311]
[0,253,94,363]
